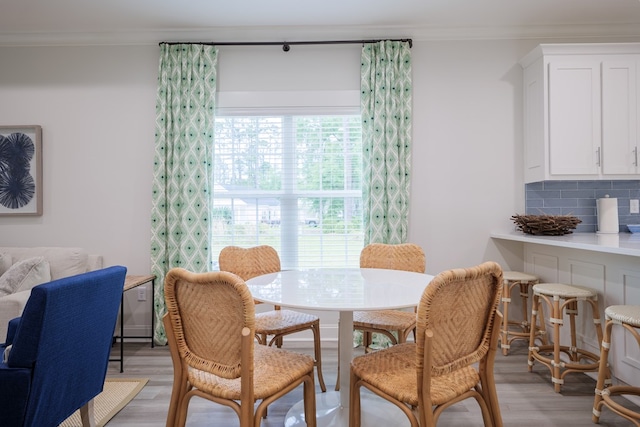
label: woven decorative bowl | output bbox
[511,214,582,236]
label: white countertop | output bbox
[491,230,640,257]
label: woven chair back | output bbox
[164,268,255,379]
[360,243,426,273]
[416,261,503,376]
[219,245,281,280]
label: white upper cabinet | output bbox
[548,60,602,176]
[520,43,640,183]
[602,60,638,175]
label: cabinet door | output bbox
[601,60,638,175]
[523,63,545,181]
[548,62,601,176]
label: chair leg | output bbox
[303,373,317,427]
[166,377,188,427]
[363,331,372,349]
[482,311,504,427]
[311,321,327,392]
[164,314,189,427]
[349,371,361,427]
[176,392,192,427]
[80,399,96,427]
[401,327,415,343]
[255,333,266,345]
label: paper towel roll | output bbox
[597,195,619,234]
[597,233,619,247]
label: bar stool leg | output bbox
[537,302,548,346]
[592,305,640,425]
[520,282,548,347]
[501,280,512,356]
[529,284,603,393]
[519,282,531,333]
[551,295,563,393]
[567,300,579,362]
[528,293,540,372]
[502,274,546,356]
[590,298,604,349]
[592,319,613,423]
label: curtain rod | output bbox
[159,38,412,51]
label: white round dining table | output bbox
[246,268,433,427]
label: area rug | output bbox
[59,378,148,427]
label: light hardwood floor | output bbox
[105,340,639,426]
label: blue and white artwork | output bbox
[0,126,42,215]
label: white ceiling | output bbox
[2,0,640,45]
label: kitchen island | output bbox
[491,230,640,388]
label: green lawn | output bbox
[211,223,363,268]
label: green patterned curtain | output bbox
[358,40,412,350]
[151,44,218,344]
[361,40,412,245]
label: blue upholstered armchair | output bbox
[0,265,126,427]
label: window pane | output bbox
[212,114,363,269]
[213,117,283,190]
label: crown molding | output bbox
[412,23,640,41]
[1,23,639,47]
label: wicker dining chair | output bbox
[163,268,317,427]
[219,245,326,392]
[355,243,426,349]
[350,261,504,427]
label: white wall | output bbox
[0,36,636,337]
[0,45,159,333]
[411,39,533,272]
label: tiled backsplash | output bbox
[525,180,640,233]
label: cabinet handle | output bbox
[596,147,601,167]
[635,147,638,167]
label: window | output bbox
[211,112,363,269]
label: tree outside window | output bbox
[212,114,363,269]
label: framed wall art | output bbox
[0,125,43,216]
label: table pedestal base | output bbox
[284,390,410,427]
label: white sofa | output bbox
[0,247,103,340]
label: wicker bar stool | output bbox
[501,271,547,356]
[528,283,603,393]
[593,305,640,426]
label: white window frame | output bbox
[213,90,363,269]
